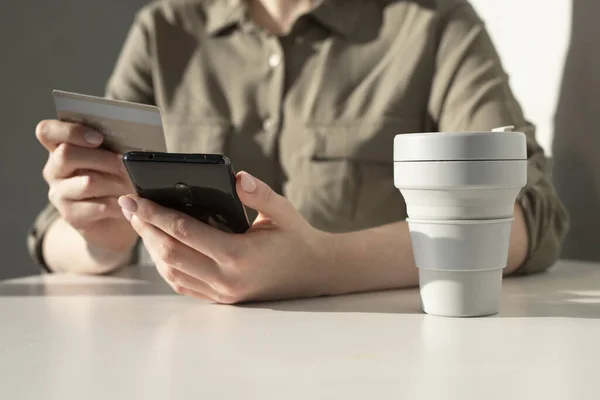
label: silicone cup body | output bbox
[394,131,527,317]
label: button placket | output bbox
[260,36,286,191]
[262,38,284,140]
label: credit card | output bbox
[52,90,167,154]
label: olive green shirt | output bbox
[29,0,569,274]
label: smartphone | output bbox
[122,152,250,233]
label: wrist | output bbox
[311,230,355,296]
[44,218,137,274]
[312,221,419,296]
[86,242,137,273]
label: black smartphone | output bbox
[122,152,250,234]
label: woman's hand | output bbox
[119,172,335,303]
[36,120,138,273]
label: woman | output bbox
[29,0,568,303]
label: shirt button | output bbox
[294,36,304,45]
[263,118,275,132]
[268,53,282,68]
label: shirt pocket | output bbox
[162,115,232,154]
[290,117,420,232]
[309,118,414,162]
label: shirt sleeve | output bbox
[104,10,155,104]
[27,11,154,271]
[27,203,60,273]
[427,0,570,274]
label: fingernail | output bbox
[122,208,133,221]
[84,131,103,146]
[240,173,257,193]
[118,196,138,213]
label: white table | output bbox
[1,260,599,400]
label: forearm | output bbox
[327,220,418,295]
[505,204,528,274]
[43,218,133,274]
[328,204,529,294]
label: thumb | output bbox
[236,171,302,228]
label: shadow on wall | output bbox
[553,0,600,262]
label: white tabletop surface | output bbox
[1,259,600,400]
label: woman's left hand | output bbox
[119,172,335,303]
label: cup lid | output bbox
[394,126,527,162]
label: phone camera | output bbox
[174,182,193,204]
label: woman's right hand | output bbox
[36,120,138,255]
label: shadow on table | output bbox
[0,266,176,297]
[498,260,600,319]
[244,260,600,318]
[2,260,599,318]
[242,288,423,315]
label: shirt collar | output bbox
[205,0,246,36]
[205,0,358,38]
[309,0,358,38]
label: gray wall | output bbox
[553,0,600,261]
[553,0,600,262]
[0,0,147,280]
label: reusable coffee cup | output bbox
[394,126,527,317]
